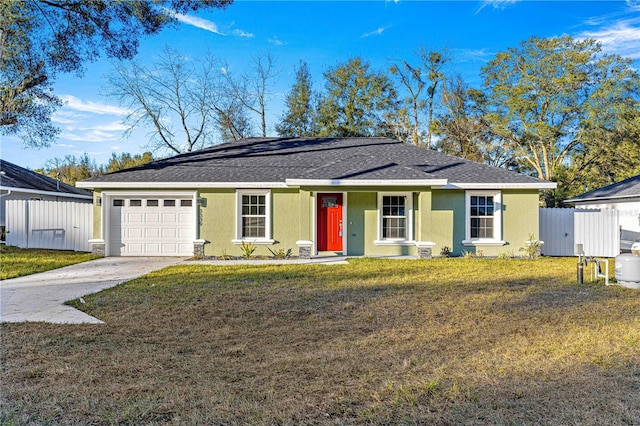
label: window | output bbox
[376,193,413,244]
[242,194,266,238]
[470,195,493,238]
[382,196,407,239]
[464,191,504,246]
[113,199,124,207]
[180,199,192,207]
[164,199,176,207]
[130,199,142,207]
[147,199,159,207]
[235,190,272,243]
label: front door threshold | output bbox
[316,251,344,257]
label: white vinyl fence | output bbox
[5,200,93,252]
[540,208,620,257]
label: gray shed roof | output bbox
[566,174,640,203]
[0,159,92,197]
[78,137,554,189]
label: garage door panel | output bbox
[144,243,161,254]
[162,228,176,238]
[128,228,143,238]
[162,213,178,223]
[145,213,161,223]
[109,196,194,256]
[145,228,161,238]
[126,213,144,223]
[177,227,192,238]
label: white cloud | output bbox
[60,95,130,116]
[59,121,128,143]
[454,48,495,63]
[475,0,518,15]
[577,17,640,59]
[232,29,254,38]
[361,27,386,38]
[268,36,286,46]
[627,0,640,12]
[173,12,224,35]
[168,11,252,38]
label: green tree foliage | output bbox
[276,61,317,137]
[0,0,231,148]
[103,152,154,174]
[35,153,99,186]
[418,48,449,148]
[36,152,155,185]
[389,59,426,145]
[316,57,399,137]
[435,77,517,169]
[479,36,640,204]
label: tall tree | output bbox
[418,48,449,148]
[223,52,280,137]
[480,36,640,192]
[107,47,225,154]
[316,57,398,137]
[389,59,426,145]
[435,77,516,169]
[0,0,231,148]
[276,61,316,137]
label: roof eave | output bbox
[284,178,449,187]
[438,182,557,190]
[76,181,290,189]
[0,186,93,199]
[565,194,640,204]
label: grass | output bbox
[0,245,98,280]
[1,257,639,424]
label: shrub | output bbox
[240,242,257,258]
[519,233,543,260]
[268,247,292,259]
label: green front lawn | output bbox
[0,245,98,280]
[1,257,638,424]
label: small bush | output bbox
[519,233,542,260]
[440,246,451,257]
[240,242,257,258]
[268,247,292,259]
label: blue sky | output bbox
[2,0,639,170]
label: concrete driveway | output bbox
[0,257,185,324]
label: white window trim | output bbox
[374,192,414,245]
[462,190,506,246]
[234,189,274,244]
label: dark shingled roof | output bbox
[567,174,640,202]
[0,159,92,197]
[81,137,550,186]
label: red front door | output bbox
[317,194,343,252]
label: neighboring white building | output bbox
[0,160,93,235]
[566,174,640,252]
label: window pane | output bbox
[147,199,159,207]
[130,199,142,207]
[113,199,124,207]
[383,217,406,239]
[181,199,192,207]
[242,217,265,238]
[164,200,176,207]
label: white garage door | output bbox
[109,196,194,256]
